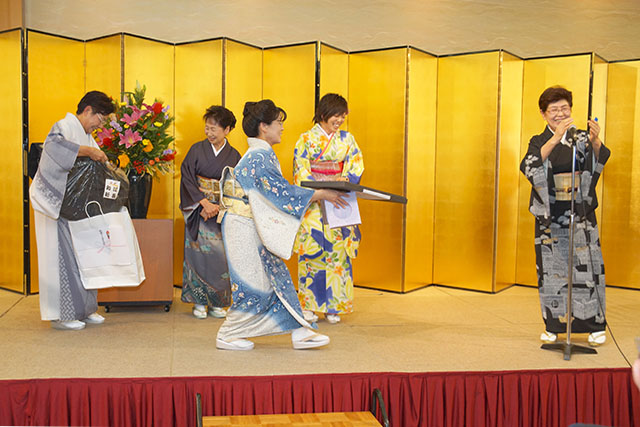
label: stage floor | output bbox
[0,285,638,380]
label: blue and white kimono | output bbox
[216,138,316,340]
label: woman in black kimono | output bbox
[520,86,610,346]
[180,106,242,319]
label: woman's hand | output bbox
[311,189,348,209]
[78,146,108,162]
[588,118,601,142]
[199,198,220,221]
[554,117,575,140]
[588,118,602,159]
[541,117,574,161]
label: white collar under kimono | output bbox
[247,137,272,151]
[315,123,335,141]
[211,139,227,157]
[547,124,572,148]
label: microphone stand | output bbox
[541,133,597,360]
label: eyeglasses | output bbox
[96,113,107,124]
[546,106,571,116]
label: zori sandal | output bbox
[216,338,254,351]
[292,327,330,350]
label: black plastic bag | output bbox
[60,158,130,220]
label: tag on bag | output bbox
[103,179,121,200]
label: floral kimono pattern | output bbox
[293,124,364,315]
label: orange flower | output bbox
[149,159,155,165]
[118,153,130,168]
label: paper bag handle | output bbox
[85,200,106,218]
[84,202,109,229]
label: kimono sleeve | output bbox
[519,134,551,224]
[341,131,364,184]
[236,150,314,259]
[293,132,314,185]
[30,122,81,218]
[180,144,206,209]
[580,143,610,214]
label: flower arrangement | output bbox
[94,83,176,176]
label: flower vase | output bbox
[127,171,153,219]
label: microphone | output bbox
[566,125,578,144]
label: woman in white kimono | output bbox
[30,91,114,330]
[215,100,347,351]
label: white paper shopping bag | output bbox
[68,202,145,289]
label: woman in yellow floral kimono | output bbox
[293,93,364,324]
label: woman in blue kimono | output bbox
[215,100,347,351]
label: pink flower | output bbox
[96,128,114,145]
[121,106,143,126]
[120,129,142,148]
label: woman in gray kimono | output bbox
[180,106,241,319]
[30,91,114,330]
[520,86,610,346]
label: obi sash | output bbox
[197,175,220,203]
[310,160,344,181]
[217,166,252,222]
[553,172,581,201]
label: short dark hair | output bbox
[203,105,236,130]
[313,93,348,124]
[538,86,573,112]
[242,99,287,137]
[76,91,114,115]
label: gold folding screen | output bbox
[225,39,263,155]
[27,32,86,142]
[601,60,640,289]
[0,29,23,293]
[591,55,608,229]
[10,29,640,294]
[495,52,524,292]
[263,43,316,181]
[174,39,223,284]
[123,35,175,221]
[515,54,592,287]
[27,30,86,293]
[404,48,437,292]
[349,48,407,292]
[319,43,349,102]
[85,35,122,97]
[262,43,317,276]
[433,52,500,292]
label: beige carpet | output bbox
[0,285,638,380]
